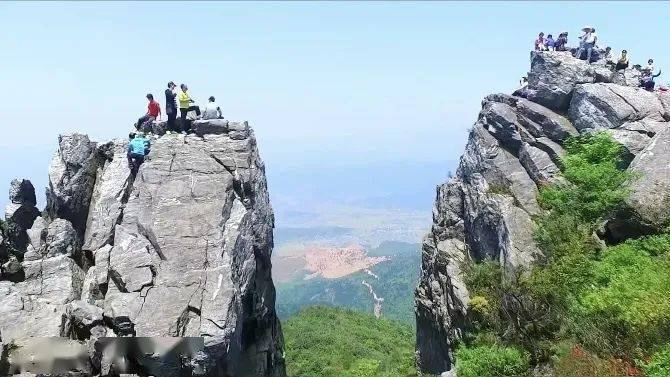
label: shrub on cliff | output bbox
[455,345,531,377]
[644,343,670,377]
[283,306,415,377]
[462,132,670,367]
[539,132,633,223]
[570,234,670,357]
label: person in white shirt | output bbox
[644,59,655,75]
[575,26,597,64]
[202,96,223,120]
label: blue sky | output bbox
[1,1,669,213]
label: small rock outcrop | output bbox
[415,50,670,374]
[3,179,40,253]
[0,122,286,376]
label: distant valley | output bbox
[273,238,421,324]
[267,161,453,325]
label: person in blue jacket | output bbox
[127,132,151,173]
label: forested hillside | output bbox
[282,306,416,377]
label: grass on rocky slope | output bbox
[461,132,670,376]
[282,306,416,377]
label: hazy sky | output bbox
[1,1,669,212]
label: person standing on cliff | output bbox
[135,94,161,132]
[534,32,547,51]
[178,84,201,133]
[165,81,178,134]
[575,26,597,63]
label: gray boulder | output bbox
[139,120,167,136]
[619,119,668,136]
[1,255,21,275]
[25,216,47,254]
[0,255,84,343]
[229,121,251,140]
[624,126,670,232]
[519,143,562,185]
[4,178,40,252]
[9,179,36,206]
[61,300,105,339]
[516,98,578,142]
[611,67,644,87]
[607,128,653,164]
[44,218,80,258]
[569,83,667,131]
[83,140,132,252]
[525,51,595,110]
[192,119,229,136]
[479,102,525,152]
[46,134,100,239]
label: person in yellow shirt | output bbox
[178,84,201,133]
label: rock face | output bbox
[46,134,101,239]
[0,124,285,376]
[415,51,670,374]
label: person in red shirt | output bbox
[135,93,162,132]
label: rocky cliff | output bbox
[0,119,286,376]
[415,51,670,374]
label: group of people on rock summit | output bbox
[128,81,224,173]
[135,81,223,135]
[533,26,663,92]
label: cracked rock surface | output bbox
[415,50,670,374]
[0,125,285,376]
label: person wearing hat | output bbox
[575,26,597,63]
[165,81,178,134]
[616,50,630,71]
[127,132,151,173]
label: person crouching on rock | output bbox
[554,32,568,51]
[127,132,151,174]
[641,69,662,92]
[135,94,161,132]
[202,96,223,120]
[545,34,555,51]
[178,84,201,133]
